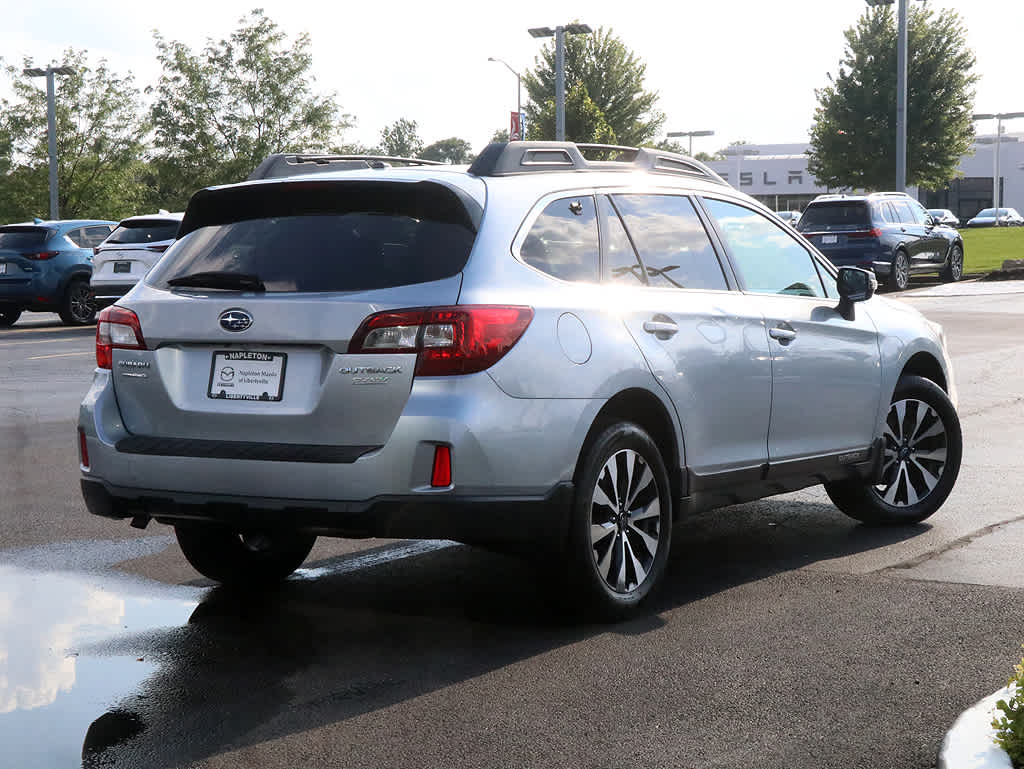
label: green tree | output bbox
[522,26,664,146]
[808,4,977,191]
[489,129,510,144]
[149,9,347,208]
[526,82,616,145]
[379,118,423,158]
[420,137,472,164]
[0,50,148,222]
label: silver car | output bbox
[78,142,963,619]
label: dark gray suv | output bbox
[79,142,962,618]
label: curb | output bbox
[938,686,1014,769]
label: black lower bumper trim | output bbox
[115,435,378,464]
[80,479,575,549]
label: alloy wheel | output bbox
[68,283,95,323]
[873,398,948,507]
[894,252,910,290]
[590,449,662,593]
[950,246,963,281]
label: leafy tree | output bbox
[149,9,347,208]
[379,118,423,158]
[522,26,664,146]
[808,4,977,191]
[0,50,148,222]
[489,129,510,144]
[526,82,616,145]
[420,137,472,164]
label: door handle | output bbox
[768,326,797,343]
[643,320,678,336]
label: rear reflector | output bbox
[349,305,534,376]
[431,445,452,487]
[78,428,90,470]
[96,306,147,369]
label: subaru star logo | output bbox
[219,309,253,332]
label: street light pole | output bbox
[528,23,593,142]
[488,57,522,139]
[23,65,75,220]
[972,111,1024,225]
[667,130,715,157]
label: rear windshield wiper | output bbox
[166,271,266,291]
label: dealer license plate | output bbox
[208,351,287,401]
[821,234,838,245]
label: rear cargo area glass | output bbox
[798,203,870,230]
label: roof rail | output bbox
[467,141,726,184]
[248,153,444,180]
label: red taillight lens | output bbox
[96,306,147,369]
[431,445,452,487]
[146,244,170,253]
[348,305,534,376]
[25,250,59,260]
[78,427,90,470]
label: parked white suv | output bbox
[90,212,183,309]
[78,142,962,618]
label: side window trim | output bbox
[697,194,835,298]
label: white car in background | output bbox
[90,212,183,308]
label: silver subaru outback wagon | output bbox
[78,142,962,618]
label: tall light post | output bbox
[667,129,715,157]
[488,57,522,140]
[865,0,921,192]
[528,23,593,141]
[972,112,1024,225]
[23,64,75,220]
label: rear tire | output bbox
[174,524,316,586]
[889,250,910,291]
[0,308,22,327]
[59,279,96,325]
[940,243,964,283]
[825,376,961,525]
[564,422,672,620]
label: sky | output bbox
[1,0,1021,155]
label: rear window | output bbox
[150,181,478,293]
[107,220,180,244]
[796,202,871,231]
[0,227,52,250]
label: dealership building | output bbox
[705,134,1024,220]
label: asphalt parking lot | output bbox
[2,284,1024,769]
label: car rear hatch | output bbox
[93,218,181,286]
[0,227,55,291]
[108,178,480,451]
[797,201,882,263]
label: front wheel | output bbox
[825,376,961,525]
[174,524,316,586]
[565,422,672,620]
[59,279,96,325]
[889,250,910,291]
[940,243,964,283]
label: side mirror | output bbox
[836,266,877,321]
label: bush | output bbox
[992,650,1024,767]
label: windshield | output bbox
[106,220,180,244]
[0,227,52,250]
[976,208,1009,217]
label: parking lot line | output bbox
[25,351,94,360]
[0,338,80,348]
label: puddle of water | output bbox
[0,562,201,769]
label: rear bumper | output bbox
[81,477,574,548]
[89,281,136,301]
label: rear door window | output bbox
[519,195,600,282]
[598,195,646,286]
[610,194,727,291]
[149,180,478,293]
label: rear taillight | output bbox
[96,306,147,369]
[25,251,59,260]
[348,305,534,376]
[146,244,170,253]
[848,228,882,239]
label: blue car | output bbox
[0,219,116,326]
